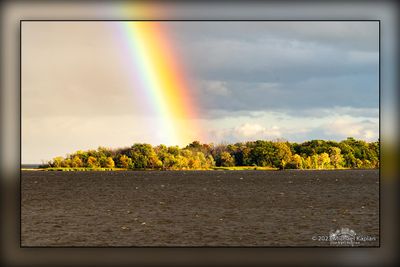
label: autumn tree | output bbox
[71,155,83,168]
[87,156,99,168]
[46,137,378,170]
[219,151,235,167]
[117,155,132,169]
[329,147,344,168]
[105,157,115,168]
[52,156,64,168]
[318,153,331,169]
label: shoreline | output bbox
[20,167,378,172]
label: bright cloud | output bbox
[323,117,378,141]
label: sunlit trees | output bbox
[329,147,344,168]
[289,154,303,169]
[51,156,64,168]
[318,152,331,169]
[219,151,235,167]
[61,158,72,168]
[206,154,216,168]
[274,141,293,169]
[87,156,99,168]
[162,153,177,170]
[71,156,83,168]
[104,157,115,168]
[46,138,379,170]
[117,155,132,169]
[311,154,319,169]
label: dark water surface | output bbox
[21,170,379,246]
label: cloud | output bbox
[193,75,378,119]
[208,123,283,143]
[173,21,378,52]
[203,112,379,144]
[347,51,379,64]
[322,117,378,141]
[176,22,379,122]
[234,123,281,138]
[284,107,379,119]
[177,23,379,85]
[200,80,230,96]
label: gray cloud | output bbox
[171,21,379,121]
[172,21,378,52]
[194,74,378,118]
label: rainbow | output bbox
[116,21,203,147]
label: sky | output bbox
[22,21,379,164]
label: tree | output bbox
[52,156,64,168]
[98,156,108,168]
[117,155,132,169]
[206,155,215,168]
[250,140,276,167]
[46,137,379,170]
[87,156,99,168]
[186,141,202,150]
[311,154,319,169]
[162,153,177,170]
[167,146,180,156]
[329,147,343,168]
[318,153,331,169]
[290,154,303,169]
[232,143,252,166]
[61,158,71,167]
[175,154,189,169]
[274,141,293,169]
[189,152,203,169]
[303,156,312,169]
[220,151,235,167]
[71,156,83,168]
[343,152,357,168]
[105,157,115,168]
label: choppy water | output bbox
[21,169,379,246]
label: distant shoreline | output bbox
[21,166,377,172]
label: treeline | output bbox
[43,137,379,170]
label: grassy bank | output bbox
[23,166,282,171]
[212,166,278,171]
[29,167,128,171]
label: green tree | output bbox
[129,143,159,169]
[249,140,275,167]
[274,141,293,169]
